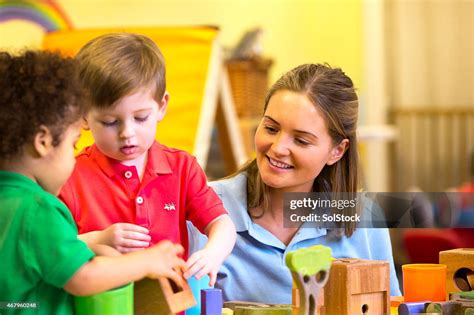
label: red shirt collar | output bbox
[88,141,172,178]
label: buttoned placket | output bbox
[121,168,148,227]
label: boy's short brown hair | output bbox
[76,33,166,108]
[0,51,87,160]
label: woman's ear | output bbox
[33,125,53,157]
[156,91,169,122]
[327,139,349,165]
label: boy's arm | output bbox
[203,214,236,260]
[184,214,236,286]
[64,240,185,296]
[78,231,103,244]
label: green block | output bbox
[285,245,332,276]
[460,291,474,300]
[234,305,292,315]
[425,302,442,312]
[75,282,133,315]
[465,308,474,315]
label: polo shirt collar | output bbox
[229,174,328,250]
[289,222,328,245]
[90,141,172,178]
[146,141,172,175]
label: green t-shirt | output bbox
[0,171,95,315]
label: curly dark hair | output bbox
[0,50,87,160]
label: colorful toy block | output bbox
[234,305,292,315]
[426,298,474,314]
[134,277,196,315]
[285,245,332,315]
[450,291,474,301]
[440,248,474,298]
[323,258,390,315]
[390,296,404,315]
[290,285,324,315]
[201,288,223,315]
[224,301,275,310]
[465,308,474,315]
[224,302,291,310]
[425,301,462,314]
[222,308,234,315]
[398,301,427,315]
[186,275,211,315]
[291,285,300,315]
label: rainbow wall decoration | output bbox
[0,0,73,32]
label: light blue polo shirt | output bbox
[188,174,401,303]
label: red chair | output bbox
[403,229,465,263]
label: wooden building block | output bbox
[201,288,223,315]
[460,292,474,300]
[323,258,390,315]
[425,301,463,314]
[286,245,332,315]
[390,296,404,308]
[450,291,474,301]
[451,299,474,313]
[291,286,325,315]
[292,285,300,314]
[134,277,196,315]
[465,308,474,315]
[222,308,234,315]
[234,305,292,315]
[439,248,474,298]
[224,301,274,310]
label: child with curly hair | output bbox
[0,51,186,314]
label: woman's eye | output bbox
[295,138,310,145]
[264,126,278,133]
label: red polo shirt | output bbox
[59,141,227,258]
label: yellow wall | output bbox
[0,0,363,88]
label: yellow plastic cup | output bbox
[74,282,133,315]
[402,264,446,302]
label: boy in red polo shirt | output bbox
[59,33,236,286]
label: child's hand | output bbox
[183,248,220,286]
[146,241,186,287]
[100,223,151,253]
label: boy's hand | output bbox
[100,223,151,253]
[183,248,220,286]
[146,240,186,287]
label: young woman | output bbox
[189,63,401,303]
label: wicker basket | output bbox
[226,57,273,118]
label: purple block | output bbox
[398,301,429,315]
[201,288,222,315]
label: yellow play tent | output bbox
[42,26,247,172]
